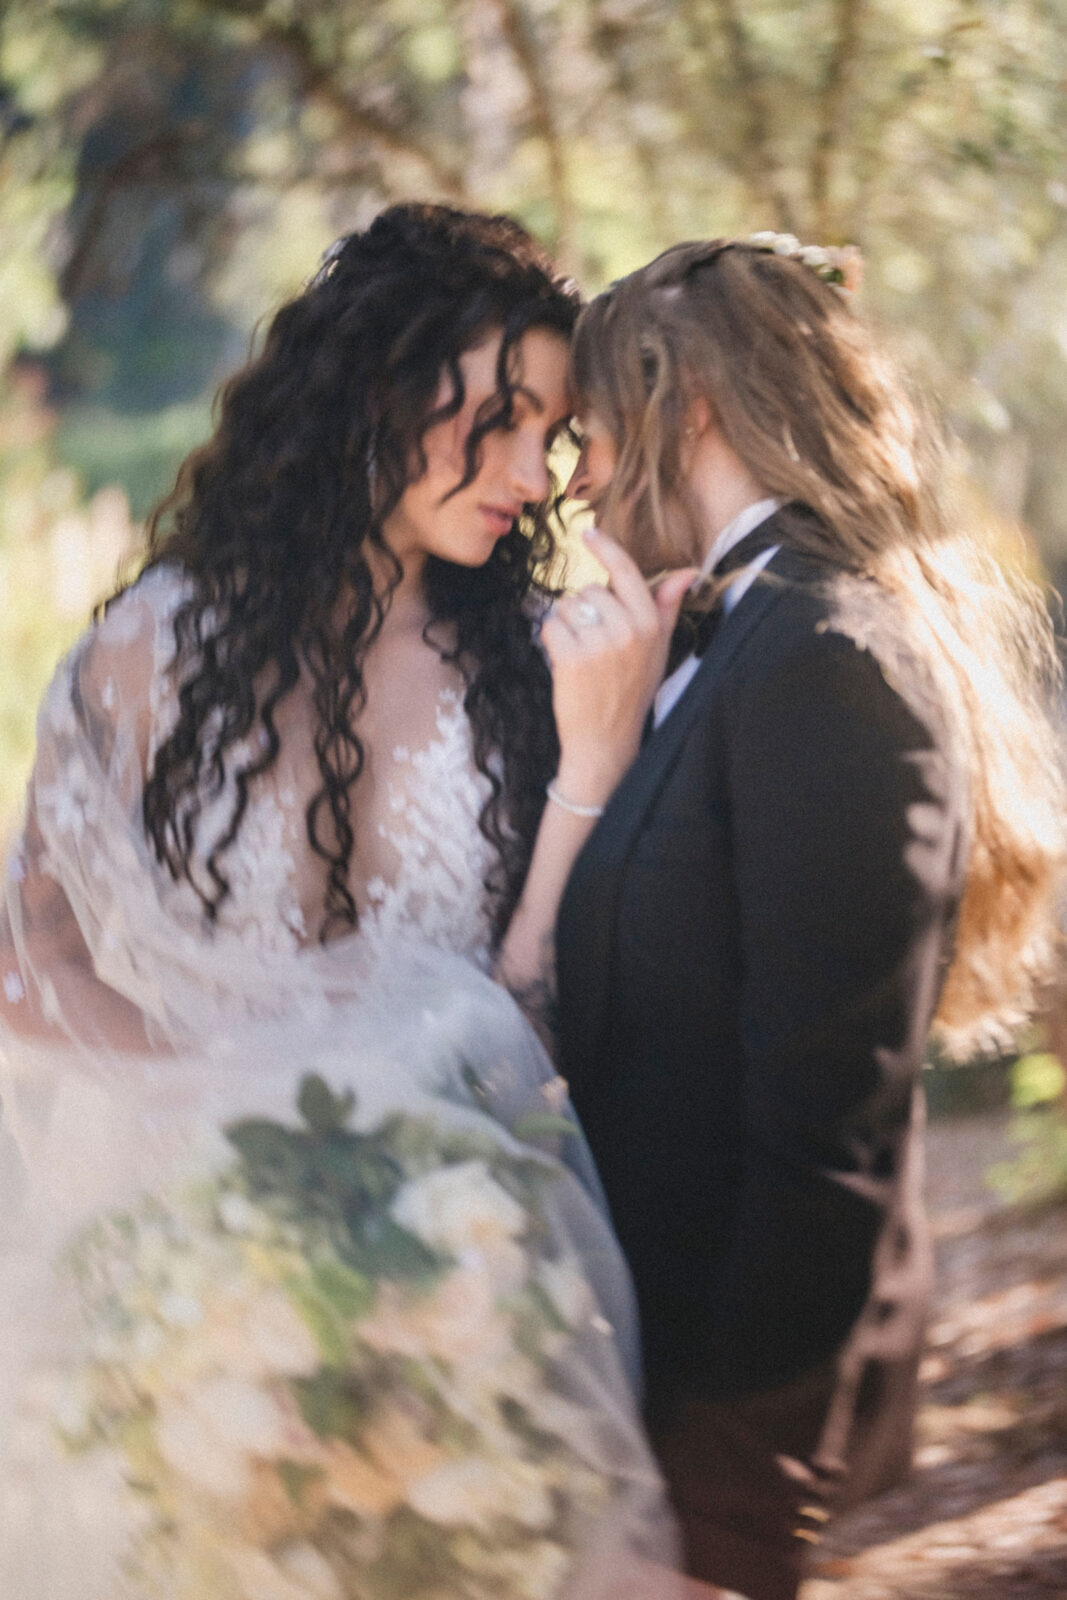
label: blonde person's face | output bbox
[564,411,619,520]
[386,327,571,570]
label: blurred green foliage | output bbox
[56,399,213,516]
[0,0,1066,847]
[989,1049,1067,1207]
[1011,1051,1067,1110]
[0,363,139,836]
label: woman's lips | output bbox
[479,504,519,536]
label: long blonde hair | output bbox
[573,239,1066,1053]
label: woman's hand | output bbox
[495,532,696,1042]
[541,528,698,808]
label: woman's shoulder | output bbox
[741,553,907,660]
[91,562,196,653]
[39,564,197,751]
[731,561,955,750]
[65,563,197,706]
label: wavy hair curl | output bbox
[120,204,579,942]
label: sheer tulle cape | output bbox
[0,591,681,1599]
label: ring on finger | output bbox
[571,599,601,628]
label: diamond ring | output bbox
[571,600,601,628]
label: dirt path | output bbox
[801,1111,1067,1600]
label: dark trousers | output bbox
[646,1351,922,1600]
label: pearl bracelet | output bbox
[546,781,605,819]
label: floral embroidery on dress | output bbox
[362,687,495,964]
[148,751,309,958]
[160,682,495,965]
[35,754,95,842]
[143,566,193,770]
[210,782,308,951]
[39,568,497,970]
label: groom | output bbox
[556,500,967,1598]
[554,397,969,1593]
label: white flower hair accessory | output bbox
[746,231,864,296]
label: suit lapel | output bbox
[559,550,798,1088]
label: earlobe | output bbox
[686,396,713,442]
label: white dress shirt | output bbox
[652,498,781,728]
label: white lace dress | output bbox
[0,568,680,1600]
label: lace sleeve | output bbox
[0,568,190,1053]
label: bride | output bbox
[0,205,697,1599]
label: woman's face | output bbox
[385,326,571,570]
[564,410,619,520]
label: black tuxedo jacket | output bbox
[556,519,970,1417]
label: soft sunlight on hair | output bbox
[572,238,1066,1054]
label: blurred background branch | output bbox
[1,0,1066,842]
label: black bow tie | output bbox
[664,524,780,676]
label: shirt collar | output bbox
[701,497,782,575]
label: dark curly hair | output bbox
[119,203,580,943]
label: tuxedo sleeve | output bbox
[703,626,964,1395]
